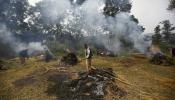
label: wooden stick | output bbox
[115,77,133,86]
[42,67,67,74]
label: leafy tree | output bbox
[169,0,175,10]
[154,25,161,34]
[0,0,31,58]
[103,0,131,17]
[0,0,30,33]
[152,20,175,43]
[152,25,161,44]
[161,20,175,40]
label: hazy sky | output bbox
[131,0,175,33]
[28,0,175,33]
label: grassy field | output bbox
[0,54,175,100]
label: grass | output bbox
[0,54,175,100]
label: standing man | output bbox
[84,44,93,71]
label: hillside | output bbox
[0,54,175,100]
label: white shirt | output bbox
[85,48,91,59]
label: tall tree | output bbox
[161,20,175,40]
[152,25,161,44]
[169,0,175,10]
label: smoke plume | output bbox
[0,24,45,55]
[0,0,151,57]
[41,0,151,54]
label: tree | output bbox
[103,0,132,17]
[154,25,161,34]
[161,20,175,40]
[152,25,161,44]
[152,20,175,47]
[0,0,31,58]
[169,0,175,10]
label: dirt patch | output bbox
[46,72,71,100]
[119,57,136,67]
[13,76,37,88]
[131,53,147,59]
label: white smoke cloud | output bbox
[0,24,45,55]
[0,0,151,56]
[41,0,150,54]
[0,24,24,52]
[27,42,45,55]
[28,0,43,6]
[41,0,71,22]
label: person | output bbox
[19,49,29,64]
[172,48,175,59]
[0,59,4,70]
[84,44,93,71]
[44,49,53,62]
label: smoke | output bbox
[41,0,151,54]
[0,24,24,52]
[41,0,71,22]
[28,0,42,6]
[27,42,45,55]
[0,24,45,55]
[0,0,151,57]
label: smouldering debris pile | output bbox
[59,53,78,66]
[66,68,127,99]
[150,53,173,65]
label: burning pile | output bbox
[0,59,7,70]
[149,45,173,65]
[59,53,78,66]
[66,68,127,99]
[150,53,172,65]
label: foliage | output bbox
[152,20,175,45]
[168,0,175,10]
[152,25,161,45]
[152,20,175,54]
[103,0,132,17]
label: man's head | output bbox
[84,44,88,49]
